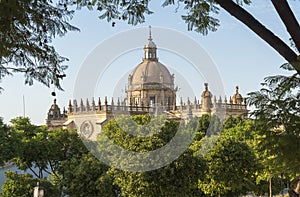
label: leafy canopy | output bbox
[248,64,300,179]
[0,0,79,91]
[100,114,205,196]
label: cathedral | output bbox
[46,28,248,140]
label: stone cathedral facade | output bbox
[46,29,248,140]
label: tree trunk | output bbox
[271,0,300,52]
[269,177,272,197]
[214,0,300,74]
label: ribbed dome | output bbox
[131,60,173,85]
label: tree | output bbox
[2,116,116,196]
[99,114,206,196]
[9,117,88,179]
[10,117,51,178]
[248,65,300,194]
[109,151,205,197]
[0,117,19,165]
[221,116,287,196]
[0,171,60,197]
[185,114,222,142]
[55,153,117,197]
[0,0,79,91]
[66,0,300,73]
[196,117,260,197]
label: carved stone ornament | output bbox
[80,120,93,139]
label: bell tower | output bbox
[46,99,67,130]
[144,26,157,61]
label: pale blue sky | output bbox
[0,0,299,125]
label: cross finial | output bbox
[148,25,152,41]
[236,86,239,93]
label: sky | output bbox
[0,0,299,125]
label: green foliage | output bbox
[4,114,293,196]
[222,115,253,142]
[1,116,115,196]
[1,171,59,197]
[0,0,79,91]
[190,116,260,196]
[67,0,220,35]
[100,114,205,196]
[66,0,252,35]
[102,114,178,152]
[189,114,222,141]
[7,117,87,179]
[223,115,243,130]
[0,118,19,165]
[67,0,153,25]
[10,117,38,139]
[195,114,210,140]
[199,134,259,196]
[56,153,117,197]
[110,150,205,197]
[248,65,300,178]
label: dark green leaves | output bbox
[161,0,220,35]
[0,0,79,91]
[1,170,60,197]
[182,1,219,35]
[0,118,18,166]
[97,114,205,196]
[69,0,153,25]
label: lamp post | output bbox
[33,182,45,197]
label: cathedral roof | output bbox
[130,26,173,86]
[131,61,173,85]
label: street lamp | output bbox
[33,182,45,197]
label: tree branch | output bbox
[42,167,52,176]
[49,160,60,178]
[28,166,39,178]
[5,67,27,72]
[271,0,300,53]
[214,0,300,74]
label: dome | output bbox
[126,26,176,109]
[129,26,173,87]
[232,86,243,104]
[131,60,173,85]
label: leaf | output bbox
[162,0,175,7]
[280,63,295,71]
